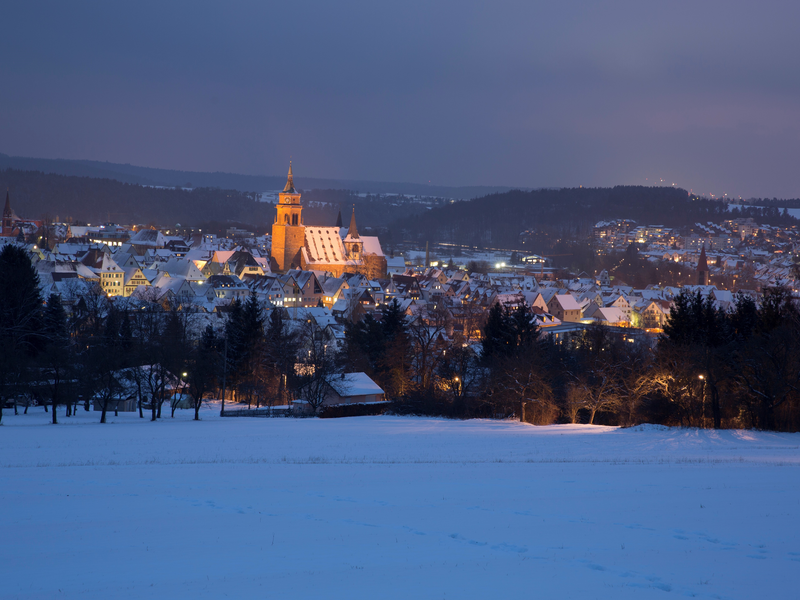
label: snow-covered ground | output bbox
[726,203,800,219]
[1,407,798,599]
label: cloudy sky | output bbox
[2,1,799,197]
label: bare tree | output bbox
[294,320,339,413]
[407,306,450,391]
[185,325,220,420]
[568,363,623,425]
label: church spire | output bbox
[2,188,13,236]
[283,161,296,193]
[697,245,709,286]
[347,206,359,239]
[697,245,709,272]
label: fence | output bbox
[220,407,294,418]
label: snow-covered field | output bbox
[2,407,798,599]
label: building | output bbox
[2,190,18,236]
[324,372,385,406]
[2,190,42,241]
[546,293,583,323]
[270,163,387,278]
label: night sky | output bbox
[2,1,799,198]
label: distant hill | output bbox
[0,169,270,227]
[0,169,430,233]
[0,153,517,199]
[390,186,799,250]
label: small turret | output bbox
[344,206,361,258]
[347,207,359,239]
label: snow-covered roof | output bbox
[129,229,166,248]
[386,256,405,268]
[552,293,581,311]
[328,372,384,397]
[360,236,384,257]
[304,227,348,263]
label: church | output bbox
[270,163,387,279]
[2,190,21,237]
[2,190,41,241]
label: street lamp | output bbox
[699,375,706,428]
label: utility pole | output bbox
[220,336,228,416]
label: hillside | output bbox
[0,169,434,233]
[391,186,799,249]
[0,169,270,227]
[0,153,516,199]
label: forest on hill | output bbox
[390,186,799,251]
[0,169,272,227]
[0,169,439,236]
[3,169,796,247]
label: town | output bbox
[4,3,799,597]
[2,165,798,430]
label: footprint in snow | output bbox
[491,543,527,553]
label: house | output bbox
[583,304,628,327]
[206,275,250,300]
[122,267,151,297]
[324,372,385,406]
[604,293,632,322]
[546,293,582,323]
[636,299,672,330]
[98,254,125,297]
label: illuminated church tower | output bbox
[271,163,305,272]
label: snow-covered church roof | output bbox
[304,227,349,263]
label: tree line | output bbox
[0,245,341,422]
[0,168,272,227]
[342,289,800,431]
[390,186,799,251]
[2,243,798,430]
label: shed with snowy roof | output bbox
[325,372,385,406]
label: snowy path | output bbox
[1,409,798,599]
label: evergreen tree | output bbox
[265,307,298,405]
[480,303,509,364]
[660,290,732,428]
[0,244,43,354]
[729,293,758,340]
[118,309,133,350]
[41,294,72,424]
[186,324,219,420]
[0,246,45,424]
